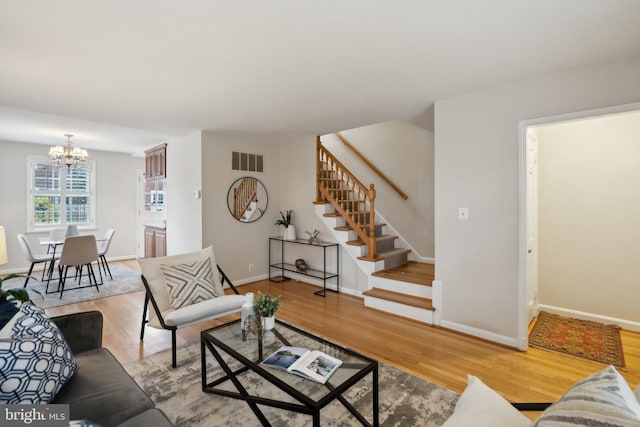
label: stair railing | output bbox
[233,177,257,220]
[335,132,408,200]
[316,136,379,260]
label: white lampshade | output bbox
[0,226,7,265]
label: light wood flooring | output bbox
[44,260,640,420]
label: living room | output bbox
[2,2,640,425]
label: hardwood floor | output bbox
[44,260,640,419]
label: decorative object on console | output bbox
[275,210,295,240]
[305,229,321,244]
[48,134,88,168]
[294,258,307,272]
[253,292,281,330]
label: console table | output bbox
[268,237,339,296]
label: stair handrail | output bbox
[335,132,408,200]
[316,136,379,260]
[233,177,257,220]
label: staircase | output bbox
[314,136,441,325]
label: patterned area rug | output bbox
[4,262,143,309]
[529,311,625,368]
[125,341,459,426]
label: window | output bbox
[27,156,96,231]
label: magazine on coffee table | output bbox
[261,346,343,384]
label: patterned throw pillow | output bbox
[0,304,78,404]
[161,258,219,310]
[532,365,640,426]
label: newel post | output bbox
[315,136,324,203]
[367,184,377,259]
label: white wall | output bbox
[537,114,640,323]
[0,140,143,273]
[434,56,640,348]
[200,131,282,284]
[322,120,435,259]
[166,132,202,255]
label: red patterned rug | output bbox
[529,311,625,368]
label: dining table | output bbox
[38,235,107,287]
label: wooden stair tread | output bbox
[363,288,434,311]
[346,235,396,246]
[372,261,434,286]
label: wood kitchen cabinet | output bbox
[144,226,166,258]
[145,143,167,180]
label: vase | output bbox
[284,225,296,241]
[262,315,275,330]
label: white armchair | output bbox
[137,246,246,368]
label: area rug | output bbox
[4,262,143,309]
[125,341,458,426]
[529,311,625,369]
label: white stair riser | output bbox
[369,276,433,298]
[364,297,434,324]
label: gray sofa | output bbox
[51,310,173,427]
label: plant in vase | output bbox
[253,291,281,330]
[275,210,296,240]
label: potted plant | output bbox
[253,291,281,330]
[0,274,39,305]
[275,210,296,240]
[0,274,40,326]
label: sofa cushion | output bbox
[442,374,531,427]
[0,304,77,404]
[161,257,219,310]
[116,408,174,427]
[53,348,154,426]
[532,365,640,426]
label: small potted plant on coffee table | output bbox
[253,291,281,330]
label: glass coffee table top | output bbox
[202,318,377,403]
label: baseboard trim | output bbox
[537,305,640,333]
[439,320,520,349]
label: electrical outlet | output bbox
[249,263,255,272]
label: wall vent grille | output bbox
[232,151,263,173]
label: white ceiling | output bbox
[1,0,640,154]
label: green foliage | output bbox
[0,274,41,305]
[275,210,293,227]
[253,291,281,317]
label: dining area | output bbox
[16,226,116,299]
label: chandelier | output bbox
[49,134,89,168]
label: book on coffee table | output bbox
[261,346,343,384]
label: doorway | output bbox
[519,102,640,347]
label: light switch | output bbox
[193,190,201,199]
[458,207,469,221]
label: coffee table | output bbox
[201,319,379,426]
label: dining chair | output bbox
[58,235,102,299]
[97,229,115,280]
[64,224,79,237]
[17,234,59,287]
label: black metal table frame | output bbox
[268,237,340,297]
[201,319,378,427]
